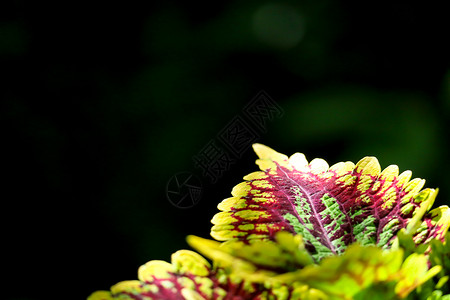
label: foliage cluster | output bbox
[89,144,450,300]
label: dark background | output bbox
[1,1,449,299]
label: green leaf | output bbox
[430,232,450,294]
[395,253,441,298]
[274,243,404,298]
[424,290,450,300]
[187,231,314,282]
[189,231,441,299]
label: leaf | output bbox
[88,250,227,300]
[189,232,441,299]
[395,253,441,298]
[87,249,294,300]
[425,290,450,300]
[211,144,450,261]
[429,232,450,294]
[187,232,330,299]
[187,232,314,282]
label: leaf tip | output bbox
[252,143,288,161]
[289,152,308,170]
[356,156,381,175]
[87,291,113,300]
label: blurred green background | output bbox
[1,1,449,299]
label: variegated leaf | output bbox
[87,249,305,300]
[211,144,450,261]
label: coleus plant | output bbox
[89,144,450,300]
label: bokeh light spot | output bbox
[252,3,305,49]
